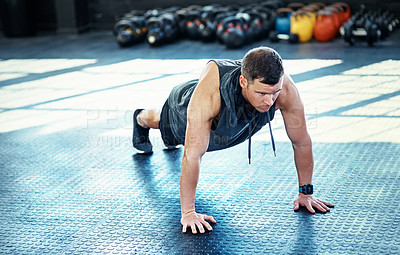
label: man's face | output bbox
[239,75,283,113]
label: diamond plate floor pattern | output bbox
[0,129,399,254]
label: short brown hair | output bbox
[241,47,284,85]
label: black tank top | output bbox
[165,59,276,152]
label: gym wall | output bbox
[0,0,399,33]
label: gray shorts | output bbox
[159,101,181,147]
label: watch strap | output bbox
[299,184,313,195]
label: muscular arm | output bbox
[278,74,334,213]
[278,74,313,186]
[180,61,220,233]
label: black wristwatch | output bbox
[299,184,313,195]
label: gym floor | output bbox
[1,29,400,254]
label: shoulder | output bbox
[187,61,221,119]
[198,61,220,91]
[276,73,301,111]
[204,60,219,74]
[208,59,241,68]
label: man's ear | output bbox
[239,75,248,89]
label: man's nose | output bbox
[264,94,273,106]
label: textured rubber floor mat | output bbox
[0,129,399,254]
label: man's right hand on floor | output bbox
[181,210,216,234]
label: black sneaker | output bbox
[132,109,153,154]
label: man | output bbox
[132,47,334,234]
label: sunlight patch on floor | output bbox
[0,58,398,140]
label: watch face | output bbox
[299,185,313,194]
[305,184,313,194]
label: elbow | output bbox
[291,133,312,149]
[181,148,204,166]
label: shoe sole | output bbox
[162,144,183,150]
[132,146,153,154]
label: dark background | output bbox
[0,0,399,33]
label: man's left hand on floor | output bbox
[294,194,335,213]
